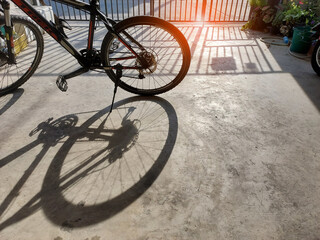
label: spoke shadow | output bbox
[0,89,24,116]
[0,96,178,230]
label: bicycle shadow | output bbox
[0,96,178,230]
[0,89,24,116]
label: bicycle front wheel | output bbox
[311,41,320,76]
[101,16,191,95]
[0,16,44,96]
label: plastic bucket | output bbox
[0,26,5,35]
[290,26,312,54]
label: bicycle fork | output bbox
[2,0,16,64]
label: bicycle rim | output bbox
[0,16,43,95]
[312,41,320,76]
[102,17,190,95]
[316,44,320,69]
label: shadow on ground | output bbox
[2,24,319,111]
[29,24,320,112]
[179,24,320,111]
[0,96,178,230]
[0,89,24,116]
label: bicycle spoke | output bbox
[108,26,183,87]
[0,17,42,95]
[103,17,190,95]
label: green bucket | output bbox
[290,26,312,54]
[0,26,5,35]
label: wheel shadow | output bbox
[0,89,24,116]
[0,96,178,230]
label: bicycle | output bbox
[311,22,320,76]
[0,0,191,103]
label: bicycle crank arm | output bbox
[56,67,89,92]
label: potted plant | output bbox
[242,0,279,31]
[282,0,320,53]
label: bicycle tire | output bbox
[0,15,44,96]
[311,40,320,76]
[101,16,191,95]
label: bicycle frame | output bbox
[3,0,142,69]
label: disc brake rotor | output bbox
[135,50,157,75]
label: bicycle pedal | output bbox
[56,75,68,92]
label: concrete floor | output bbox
[1,22,320,240]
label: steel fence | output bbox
[44,0,250,22]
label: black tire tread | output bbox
[311,41,320,76]
[101,16,191,95]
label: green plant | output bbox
[261,5,276,23]
[272,8,285,27]
[299,0,320,15]
[269,0,320,36]
[283,2,309,25]
[241,20,254,30]
[280,0,320,27]
[300,0,320,26]
[242,1,278,31]
[249,0,268,7]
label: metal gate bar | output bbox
[44,0,250,22]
